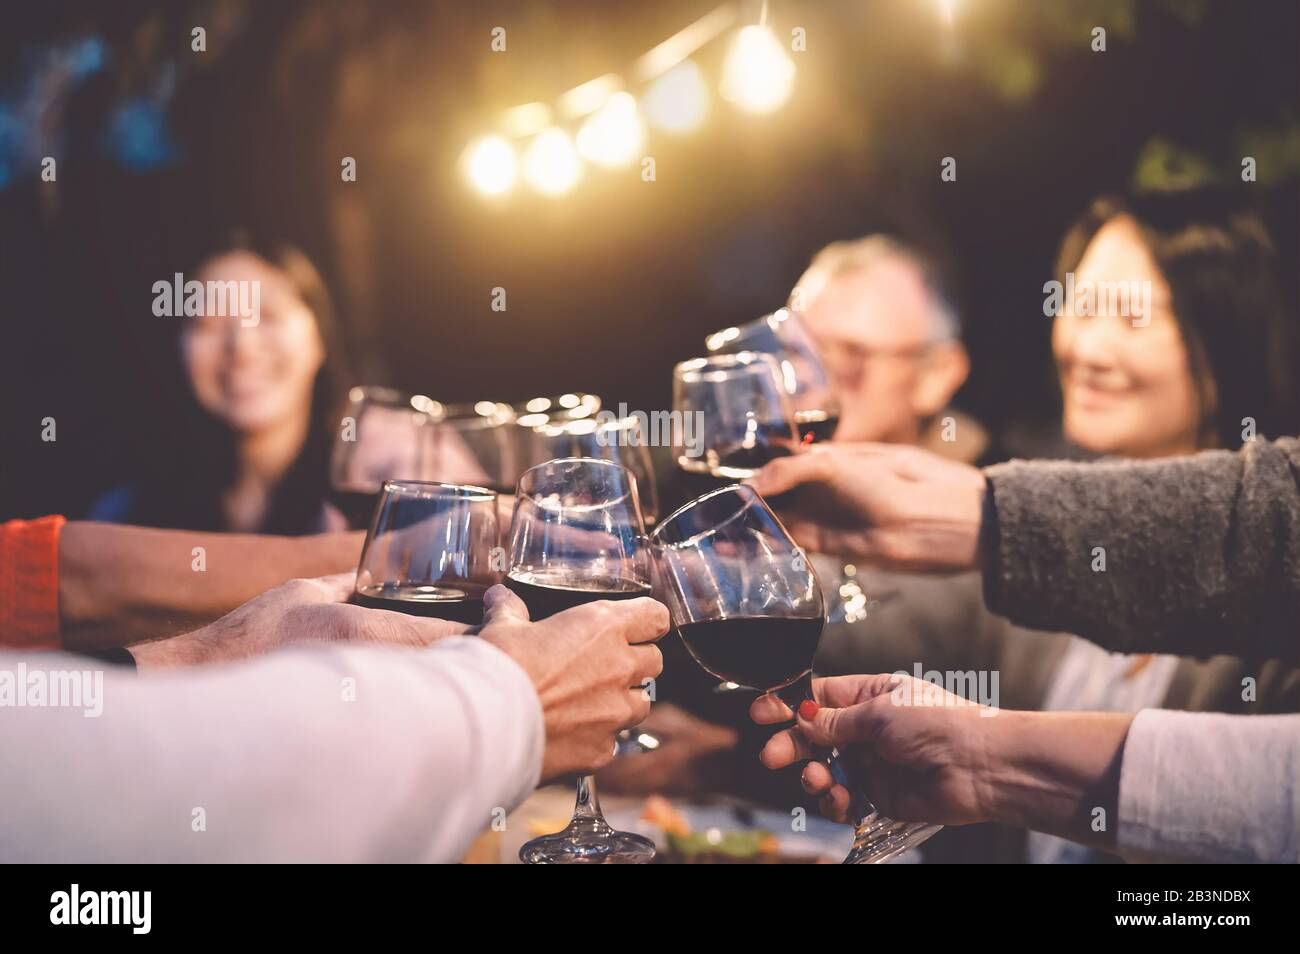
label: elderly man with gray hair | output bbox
[791,235,985,462]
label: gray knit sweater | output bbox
[984,437,1299,663]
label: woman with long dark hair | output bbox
[91,232,351,534]
[1051,188,1297,455]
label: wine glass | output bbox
[424,400,517,493]
[352,480,501,625]
[509,457,657,865]
[671,352,800,691]
[502,393,603,489]
[672,351,801,481]
[708,312,858,619]
[518,416,659,524]
[650,484,942,864]
[329,386,434,529]
[510,392,603,429]
[706,308,840,443]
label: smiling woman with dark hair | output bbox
[90,231,352,534]
[1053,188,1297,454]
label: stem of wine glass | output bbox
[569,774,612,832]
[783,676,943,864]
[832,756,943,864]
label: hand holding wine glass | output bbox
[750,673,993,827]
[746,442,986,572]
[751,672,1137,857]
[477,583,666,781]
[652,483,941,863]
[509,457,662,864]
[129,572,470,669]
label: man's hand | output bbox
[129,573,465,669]
[751,674,995,826]
[477,585,667,781]
[746,443,986,572]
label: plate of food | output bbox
[606,795,857,864]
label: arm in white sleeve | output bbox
[0,636,543,862]
[1117,709,1300,863]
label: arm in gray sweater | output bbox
[984,437,1300,662]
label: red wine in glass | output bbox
[672,352,803,515]
[676,615,823,694]
[504,570,652,620]
[352,480,500,629]
[795,410,839,444]
[330,486,381,530]
[351,580,488,625]
[705,309,842,447]
[714,436,797,475]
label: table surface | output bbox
[463,785,857,864]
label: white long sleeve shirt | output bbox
[0,636,544,862]
[1118,709,1300,863]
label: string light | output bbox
[576,92,645,167]
[560,73,623,119]
[465,3,798,198]
[642,59,708,134]
[464,136,516,196]
[500,102,552,139]
[522,127,582,195]
[720,24,795,114]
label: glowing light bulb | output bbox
[464,136,516,196]
[643,60,708,135]
[522,127,582,196]
[576,92,645,167]
[720,25,795,114]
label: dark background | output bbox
[2,0,1297,520]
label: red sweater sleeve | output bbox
[0,516,65,648]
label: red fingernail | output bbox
[798,699,821,721]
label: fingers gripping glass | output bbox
[651,485,940,864]
[509,457,657,864]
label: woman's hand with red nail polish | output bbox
[750,673,1001,828]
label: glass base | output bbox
[519,818,657,864]
[844,814,942,864]
[827,748,942,863]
